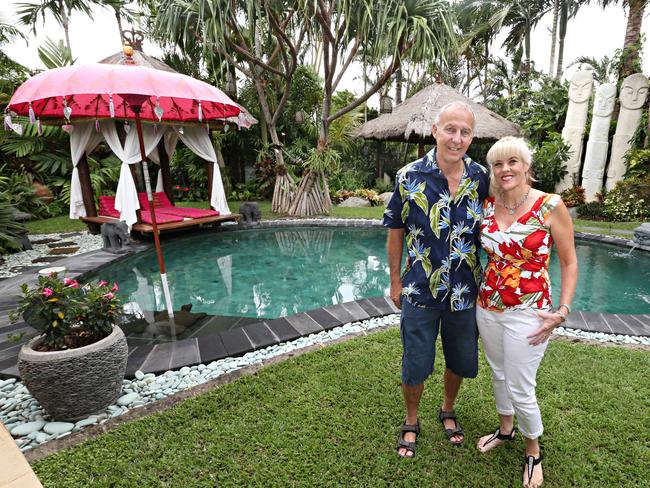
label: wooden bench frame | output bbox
[81,213,241,234]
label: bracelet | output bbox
[555,310,567,323]
[558,303,572,314]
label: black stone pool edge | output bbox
[0,220,649,379]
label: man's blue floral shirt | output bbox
[383,148,489,311]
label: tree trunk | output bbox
[60,1,72,57]
[620,0,647,77]
[548,0,559,76]
[555,0,568,79]
[114,8,125,46]
[395,68,403,105]
[287,170,331,217]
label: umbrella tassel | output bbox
[3,114,11,131]
[28,103,36,124]
[109,95,115,118]
[62,98,72,120]
[198,101,203,122]
[95,119,100,132]
[154,98,163,121]
[37,118,43,135]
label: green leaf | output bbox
[429,202,442,238]
[429,266,443,298]
[412,192,429,215]
[401,200,410,223]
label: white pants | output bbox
[476,306,548,439]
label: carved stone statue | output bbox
[606,73,649,190]
[581,83,617,201]
[100,221,131,253]
[557,70,594,192]
[238,202,261,224]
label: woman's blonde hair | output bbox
[486,136,535,195]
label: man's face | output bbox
[432,107,474,166]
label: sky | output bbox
[2,1,649,108]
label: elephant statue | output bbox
[100,221,131,254]
[238,202,261,224]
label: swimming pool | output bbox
[89,226,650,321]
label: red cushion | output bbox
[139,210,184,224]
[138,192,173,210]
[98,196,120,218]
[158,207,219,219]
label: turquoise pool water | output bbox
[89,227,650,318]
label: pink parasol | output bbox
[8,63,240,124]
[8,57,242,323]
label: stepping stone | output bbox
[43,422,74,436]
[48,247,79,255]
[31,238,59,245]
[47,241,78,248]
[10,420,46,437]
[31,256,66,264]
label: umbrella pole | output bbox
[133,107,175,322]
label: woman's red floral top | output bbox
[478,193,561,312]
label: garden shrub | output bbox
[0,200,26,255]
[531,132,570,192]
[332,188,383,206]
[560,185,586,208]
[577,201,607,220]
[624,148,650,179]
[603,177,650,221]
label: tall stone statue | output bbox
[606,73,649,190]
[557,70,594,192]
[581,83,616,201]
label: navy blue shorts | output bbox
[400,300,478,386]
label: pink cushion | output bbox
[98,196,120,218]
[139,210,184,224]
[138,192,174,210]
[158,207,220,219]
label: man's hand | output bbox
[390,279,402,310]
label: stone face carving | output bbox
[606,73,649,190]
[100,221,131,253]
[581,83,616,201]
[557,70,594,192]
[633,223,650,248]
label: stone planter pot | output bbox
[18,326,128,421]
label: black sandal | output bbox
[523,452,544,486]
[396,419,420,458]
[479,426,516,450]
[437,409,464,445]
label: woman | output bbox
[475,137,578,488]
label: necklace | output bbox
[500,187,531,215]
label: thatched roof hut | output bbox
[356,83,520,147]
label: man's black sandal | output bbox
[479,426,516,450]
[523,452,544,486]
[396,419,420,458]
[437,409,464,445]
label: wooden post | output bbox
[156,138,174,204]
[418,141,425,158]
[77,153,100,234]
[207,161,214,204]
[375,140,382,179]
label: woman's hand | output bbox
[527,310,564,346]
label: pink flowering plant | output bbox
[10,273,123,351]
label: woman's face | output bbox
[491,155,530,192]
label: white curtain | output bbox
[175,127,230,215]
[102,121,164,227]
[69,123,103,219]
[150,129,179,193]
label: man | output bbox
[383,101,489,458]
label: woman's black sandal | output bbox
[396,419,420,458]
[437,409,464,445]
[523,452,544,486]
[479,426,516,450]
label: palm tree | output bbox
[288,0,457,216]
[597,0,648,76]
[16,0,97,57]
[566,55,618,83]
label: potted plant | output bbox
[10,273,128,421]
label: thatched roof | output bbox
[99,50,177,73]
[356,83,520,144]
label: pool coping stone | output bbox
[0,219,648,379]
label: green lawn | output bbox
[24,200,640,237]
[32,330,648,487]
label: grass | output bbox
[32,330,649,487]
[22,200,640,238]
